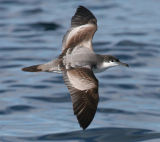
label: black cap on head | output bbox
[103,55,129,67]
[103,55,119,62]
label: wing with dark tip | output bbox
[62,6,97,52]
[71,5,97,27]
[63,67,99,129]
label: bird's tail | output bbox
[22,59,62,73]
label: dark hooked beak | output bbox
[118,61,129,67]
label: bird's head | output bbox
[102,55,129,69]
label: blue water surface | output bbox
[0,0,160,142]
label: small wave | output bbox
[13,22,61,32]
[20,127,160,142]
[42,76,64,84]
[97,108,135,115]
[113,32,147,36]
[0,105,34,115]
[24,95,70,103]
[0,0,24,5]
[130,62,147,67]
[28,22,61,31]
[116,40,160,48]
[2,80,16,84]
[89,4,119,10]
[9,84,51,89]
[93,41,111,46]
[116,40,147,47]
[0,47,54,52]
[22,8,43,15]
[116,54,134,60]
[100,74,131,79]
[0,89,15,93]
[0,64,21,69]
[136,52,154,57]
[109,83,138,90]
[12,57,48,62]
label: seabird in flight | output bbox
[22,6,129,130]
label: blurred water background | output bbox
[0,0,160,142]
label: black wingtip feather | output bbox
[71,5,97,27]
[63,68,99,130]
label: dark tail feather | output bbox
[22,64,42,72]
[22,59,61,73]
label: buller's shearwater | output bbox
[22,6,129,130]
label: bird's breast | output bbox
[62,53,97,69]
[92,66,107,73]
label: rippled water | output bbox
[0,0,160,142]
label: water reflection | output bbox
[0,0,160,141]
[23,127,160,142]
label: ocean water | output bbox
[0,0,160,142]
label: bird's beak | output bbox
[118,61,129,67]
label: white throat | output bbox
[93,61,119,73]
[102,61,119,68]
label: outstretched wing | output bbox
[62,6,97,52]
[63,67,99,129]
